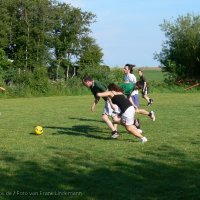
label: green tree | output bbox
[77,36,105,79]
[155,14,200,81]
[0,1,11,49]
[49,3,96,80]
[1,0,51,70]
[0,48,14,82]
[0,0,105,93]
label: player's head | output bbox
[123,64,135,74]
[138,69,143,76]
[82,76,93,88]
[108,83,124,93]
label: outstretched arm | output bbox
[97,91,113,98]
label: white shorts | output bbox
[103,100,121,117]
[121,106,135,125]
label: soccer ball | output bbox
[34,126,43,135]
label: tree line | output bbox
[155,13,200,82]
[0,0,108,86]
[0,1,199,96]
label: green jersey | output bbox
[119,82,135,96]
[90,80,108,101]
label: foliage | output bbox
[48,4,97,80]
[0,0,103,86]
[0,48,11,71]
[76,36,107,83]
[1,68,198,98]
[77,64,111,84]
[155,13,200,81]
[0,0,52,70]
[106,67,124,84]
[1,3,199,97]
[0,48,14,83]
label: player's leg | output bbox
[135,108,155,121]
[103,101,120,138]
[142,87,150,102]
[143,87,153,106]
[125,125,147,143]
[122,106,147,143]
[102,114,116,131]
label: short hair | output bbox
[82,76,93,82]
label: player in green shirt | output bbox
[82,76,120,138]
[119,82,155,121]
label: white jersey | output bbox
[124,73,137,84]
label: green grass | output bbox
[0,93,200,200]
[135,68,165,81]
[142,69,165,81]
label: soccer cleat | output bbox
[149,111,156,121]
[140,136,148,143]
[111,131,119,139]
[147,99,153,106]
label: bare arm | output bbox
[143,82,147,91]
[108,97,117,110]
[97,91,114,98]
[91,98,99,112]
[92,91,112,112]
[129,96,138,109]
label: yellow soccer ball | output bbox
[34,126,43,135]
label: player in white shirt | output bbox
[124,65,137,83]
[123,64,139,107]
[123,64,156,124]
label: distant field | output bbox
[0,93,199,200]
[135,67,165,81]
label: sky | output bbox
[58,0,200,67]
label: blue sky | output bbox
[58,0,200,67]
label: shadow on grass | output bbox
[0,145,199,200]
[68,117,104,124]
[44,125,113,140]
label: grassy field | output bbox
[142,69,165,81]
[0,93,200,200]
[134,67,165,81]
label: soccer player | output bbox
[123,64,139,107]
[97,83,148,143]
[138,69,154,106]
[82,76,120,138]
[121,64,155,121]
